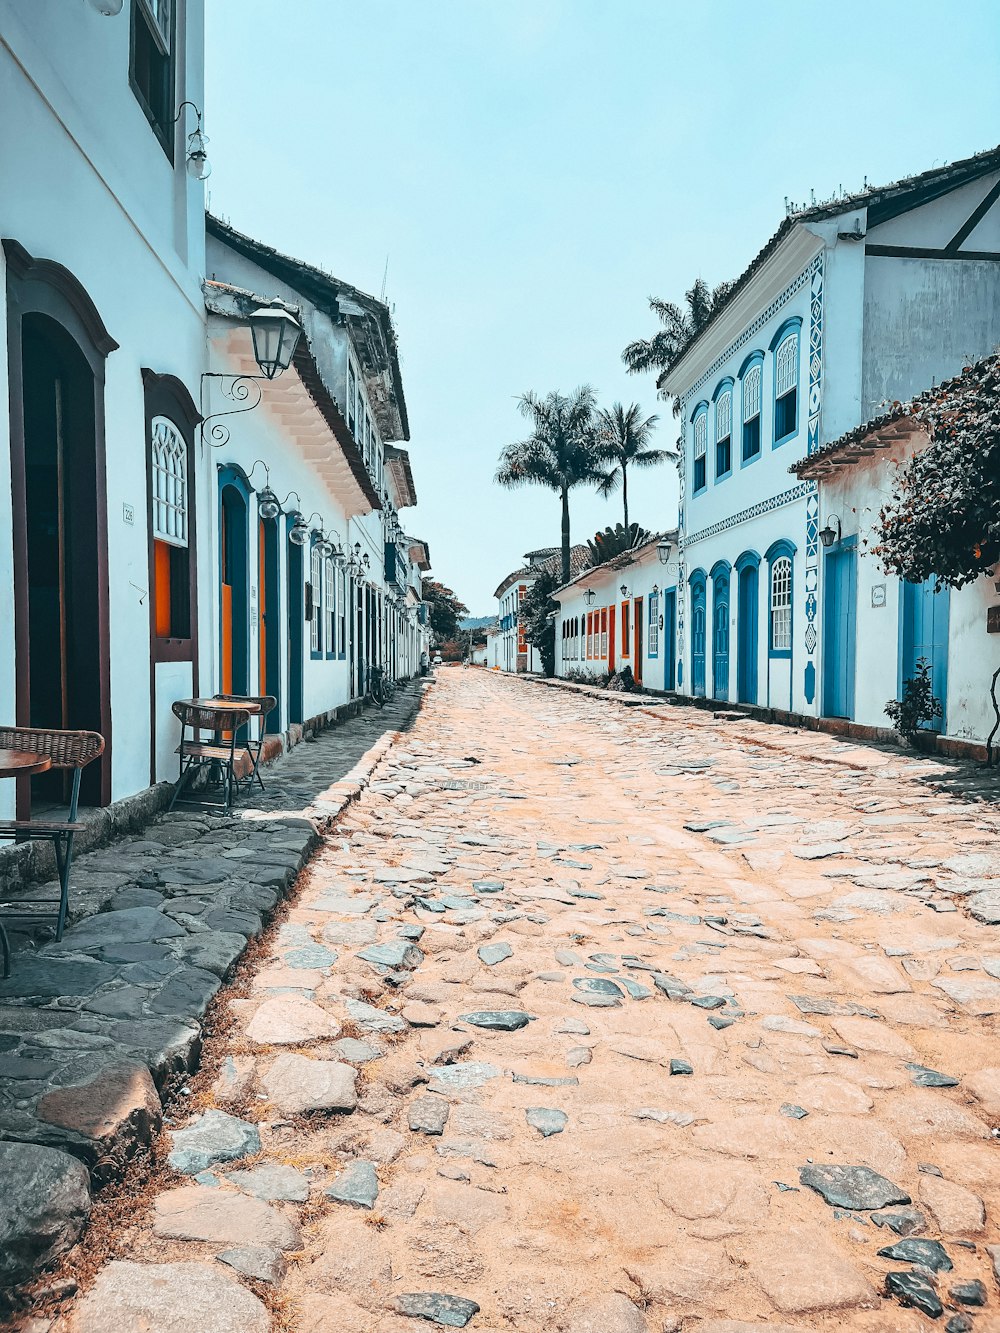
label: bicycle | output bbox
[370,665,396,709]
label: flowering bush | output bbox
[873,358,1000,588]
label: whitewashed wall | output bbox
[0,0,207,810]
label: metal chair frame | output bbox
[169,702,252,815]
[211,694,277,791]
[0,725,105,978]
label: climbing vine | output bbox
[873,357,1000,588]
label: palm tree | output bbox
[594,402,671,530]
[495,387,603,585]
[622,277,735,380]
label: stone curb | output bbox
[0,684,427,1295]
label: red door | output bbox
[608,605,616,672]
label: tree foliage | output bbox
[495,387,605,585]
[594,402,670,530]
[520,570,559,677]
[586,522,652,567]
[873,359,1000,588]
[622,278,735,381]
[422,580,469,641]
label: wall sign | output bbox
[871,584,887,608]
[122,502,134,526]
[988,604,1000,634]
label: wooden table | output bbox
[0,749,52,779]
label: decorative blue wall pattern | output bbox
[803,252,824,705]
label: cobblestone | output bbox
[15,668,1000,1329]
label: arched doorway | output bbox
[286,517,304,725]
[5,242,116,814]
[711,563,731,701]
[258,514,281,730]
[690,572,707,697]
[736,552,760,705]
[219,474,249,697]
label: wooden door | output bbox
[901,574,949,732]
[737,565,758,704]
[607,605,616,672]
[822,542,857,720]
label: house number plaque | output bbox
[988,605,1000,634]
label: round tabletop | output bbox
[177,697,262,715]
[0,749,52,779]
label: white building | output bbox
[552,532,679,689]
[1,0,208,817]
[493,545,588,673]
[660,145,1000,720]
[792,356,1000,753]
[0,3,427,821]
[201,216,420,759]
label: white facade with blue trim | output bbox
[661,146,1000,719]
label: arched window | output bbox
[774,330,799,442]
[310,540,323,656]
[742,361,762,461]
[692,405,708,493]
[151,416,187,547]
[770,556,792,654]
[715,389,732,479]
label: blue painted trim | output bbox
[218,465,251,699]
[771,318,802,449]
[765,538,797,563]
[713,379,734,484]
[691,402,709,496]
[647,590,659,659]
[309,532,324,661]
[285,513,304,725]
[768,315,802,353]
[689,398,710,424]
[734,549,761,574]
[712,376,734,402]
[709,558,732,580]
[765,540,795,659]
[737,348,765,380]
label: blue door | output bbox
[691,580,706,697]
[712,570,730,700]
[662,589,676,690]
[737,564,758,704]
[823,540,857,719]
[901,576,949,732]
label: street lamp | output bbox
[620,584,629,598]
[656,537,671,565]
[288,513,310,546]
[249,300,303,380]
[584,589,596,606]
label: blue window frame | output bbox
[689,569,707,696]
[765,539,796,659]
[713,380,733,481]
[770,318,802,446]
[309,534,324,660]
[740,352,764,465]
[648,590,659,657]
[692,403,708,494]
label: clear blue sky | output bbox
[206,0,1000,614]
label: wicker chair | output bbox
[0,726,105,977]
[169,701,253,816]
[210,695,277,791]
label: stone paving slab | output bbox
[0,684,421,1293]
[13,667,1000,1331]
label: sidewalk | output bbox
[0,682,425,1297]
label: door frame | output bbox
[710,561,731,702]
[822,537,858,720]
[5,240,116,813]
[286,515,304,724]
[662,588,676,690]
[899,575,950,733]
[735,551,759,705]
[632,596,643,686]
[218,465,251,698]
[689,569,707,697]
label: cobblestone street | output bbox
[26,669,1000,1332]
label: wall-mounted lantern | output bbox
[249,300,303,380]
[656,537,671,565]
[584,588,596,606]
[819,515,842,548]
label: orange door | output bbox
[608,605,616,672]
[633,597,644,685]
